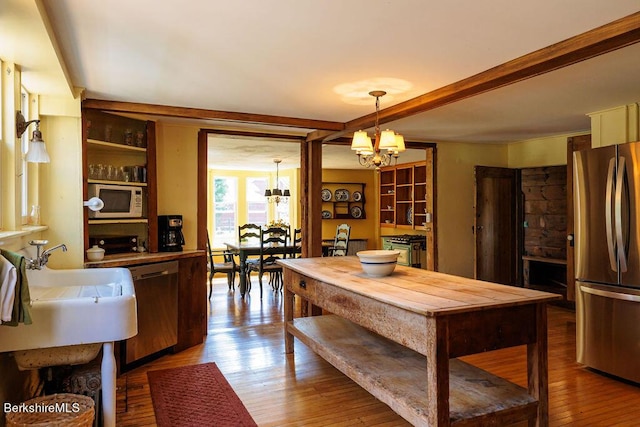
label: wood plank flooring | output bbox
[117,278,640,426]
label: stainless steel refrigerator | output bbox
[574,141,640,383]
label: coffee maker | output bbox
[158,215,185,252]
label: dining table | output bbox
[224,240,301,297]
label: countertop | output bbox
[279,256,560,316]
[84,249,205,268]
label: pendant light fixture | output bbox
[16,111,51,163]
[264,159,290,205]
[351,91,405,169]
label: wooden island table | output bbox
[279,256,560,426]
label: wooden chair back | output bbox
[292,228,303,258]
[329,223,351,256]
[238,223,261,242]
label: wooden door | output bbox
[566,135,592,301]
[474,166,519,285]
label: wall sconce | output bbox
[16,111,50,163]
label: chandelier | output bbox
[264,159,290,205]
[350,90,405,169]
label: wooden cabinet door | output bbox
[175,255,207,352]
[474,166,519,285]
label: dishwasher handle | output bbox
[135,270,170,280]
[129,261,179,281]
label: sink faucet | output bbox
[27,240,68,270]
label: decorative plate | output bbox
[321,188,332,201]
[322,210,332,219]
[350,206,363,219]
[407,207,413,225]
[335,188,350,202]
[352,191,363,202]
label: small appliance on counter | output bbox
[89,235,138,255]
[158,214,185,252]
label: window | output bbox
[212,177,237,247]
[246,177,267,226]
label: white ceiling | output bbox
[3,1,640,169]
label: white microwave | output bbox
[88,184,143,218]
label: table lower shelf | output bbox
[287,315,537,426]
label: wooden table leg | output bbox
[284,270,294,354]
[528,303,549,427]
[238,251,247,297]
[425,316,450,426]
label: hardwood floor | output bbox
[117,278,640,426]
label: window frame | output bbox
[211,176,238,248]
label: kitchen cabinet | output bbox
[321,182,366,220]
[82,109,158,257]
[379,161,432,229]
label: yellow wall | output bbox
[321,169,377,248]
[435,132,591,278]
[436,142,507,278]
[156,123,200,250]
[39,114,84,268]
[507,133,575,168]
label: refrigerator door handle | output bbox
[606,157,617,272]
[616,156,628,273]
[580,284,640,303]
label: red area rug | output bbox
[147,362,257,427]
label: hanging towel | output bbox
[0,249,32,326]
[0,254,17,322]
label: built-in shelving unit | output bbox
[82,109,158,258]
[379,161,431,230]
[321,182,366,220]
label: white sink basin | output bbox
[0,266,137,427]
[0,267,137,353]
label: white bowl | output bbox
[356,250,400,277]
[86,245,105,261]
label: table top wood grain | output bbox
[279,256,560,317]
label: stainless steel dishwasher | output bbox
[125,261,179,365]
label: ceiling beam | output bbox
[310,11,640,142]
[82,99,345,131]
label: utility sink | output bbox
[0,266,137,427]
[0,266,137,353]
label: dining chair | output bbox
[292,228,303,258]
[327,223,351,256]
[238,223,262,291]
[247,226,289,298]
[238,223,262,242]
[206,233,239,298]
